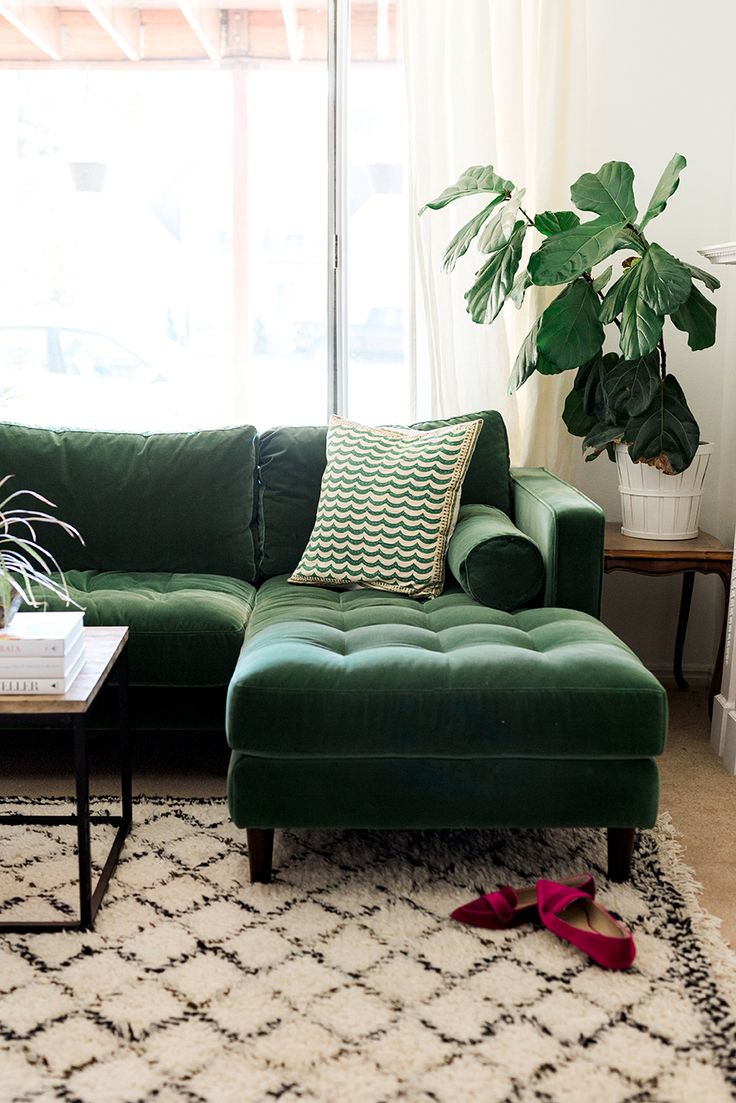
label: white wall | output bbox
[566,0,736,676]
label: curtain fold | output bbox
[402,0,589,477]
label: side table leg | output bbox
[708,571,731,722]
[117,646,132,824]
[674,572,695,691]
[73,715,93,930]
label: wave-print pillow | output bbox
[289,415,482,598]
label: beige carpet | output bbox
[1,799,736,1103]
[657,688,736,947]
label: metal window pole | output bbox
[232,68,249,423]
[328,0,349,418]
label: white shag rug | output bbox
[1,798,735,1103]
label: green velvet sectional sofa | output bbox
[1,411,667,883]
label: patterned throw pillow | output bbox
[289,415,482,598]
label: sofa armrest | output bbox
[510,467,604,617]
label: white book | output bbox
[0,634,85,677]
[0,612,84,657]
[0,646,86,695]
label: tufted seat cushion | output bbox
[40,571,256,686]
[227,576,666,758]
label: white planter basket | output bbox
[615,442,713,540]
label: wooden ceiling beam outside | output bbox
[83,2,142,61]
[0,6,400,64]
[177,2,222,61]
[279,0,301,61]
[224,7,249,57]
[376,0,389,60]
[0,3,62,60]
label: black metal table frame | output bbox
[0,644,131,933]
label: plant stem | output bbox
[625,223,650,253]
[583,271,622,331]
[518,204,535,229]
[659,336,667,378]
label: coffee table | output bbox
[0,627,131,932]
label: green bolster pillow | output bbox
[447,504,544,610]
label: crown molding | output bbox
[698,241,736,265]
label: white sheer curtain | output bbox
[402,0,589,475]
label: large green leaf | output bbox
[536,278,605,371]
[509,267,531,309]
[671,283,717,351]
[624,374,700,474]
[420,164,513,213]
[592,266,613,294]
[593,354,626,424]
[602,352,661,418]
[582,420,626,461]
[536,351,568,376]
[574,353,618,416]
[600,265,636,324]
[465,221,526,325]
[570,161,637,222]
[638,243,691,315]
[528,217,627,286]
[508,317,541,393]
[639,154,687,230]
[574,356,600,414]
[619,262,665,359]
[441,196,505,272]
[614,227,646,255]
[534,210,581,236]
[687,263,721,293]
[562,386,597,437]
[478,188,525,252]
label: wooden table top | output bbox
[0,626,128,716]
[604,522,732,562]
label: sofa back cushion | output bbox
[257,409,511,579]
[0,422,259,580]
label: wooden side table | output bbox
[603,524,732,712]
[0,627,131,932]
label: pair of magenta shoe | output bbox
[451,873,635,970]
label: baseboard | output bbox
[646,663,712,688]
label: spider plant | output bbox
[0,474,84,626]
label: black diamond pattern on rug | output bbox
[1,797,735,1103]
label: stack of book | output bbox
[0,611,86,694]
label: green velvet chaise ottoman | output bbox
[0,409,667,881]
[227,579,667,883]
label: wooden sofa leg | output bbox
[607,827,636,882]
[247,828,274,883]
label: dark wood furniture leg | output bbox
[607,827,636,882]
[603,525,733,718]
[708,570,731,720]
[674,571,695,691]
[247,828,274,883]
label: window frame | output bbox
[0,1,401,428]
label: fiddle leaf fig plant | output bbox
[420,154,718,474]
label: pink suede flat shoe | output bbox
[536,878,636,970]
[451,873,595,930]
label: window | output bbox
[347,41,410,424]
[0,2,409,433]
